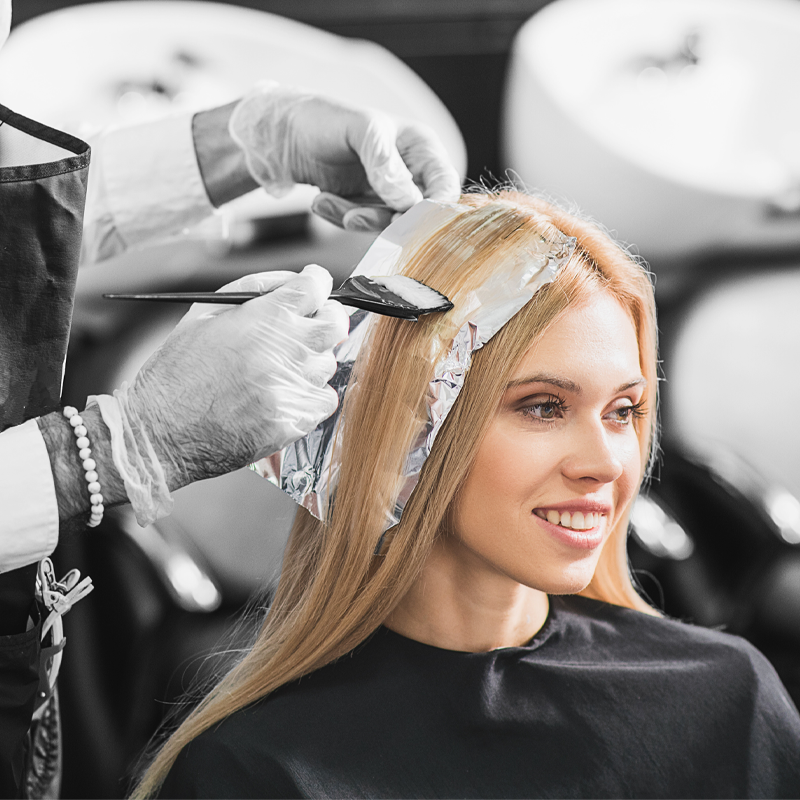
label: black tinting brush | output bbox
[104,275,453,321]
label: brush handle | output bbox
[103,291,421,319]
[104,292,259,304]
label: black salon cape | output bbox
[159,596,800,799]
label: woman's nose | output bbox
[561,420,625,485]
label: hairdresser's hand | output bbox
[228,81,462,231]
[126,265,349,492]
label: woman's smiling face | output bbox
[450,291,646,595]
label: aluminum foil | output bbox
[252,200,576,531]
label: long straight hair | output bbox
[134,190,659,796]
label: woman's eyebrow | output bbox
[505,374,647,394]
[616,377,648,392]
[506,374,581,393]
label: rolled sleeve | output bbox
[0,421,58,573]
[82,113,215,263]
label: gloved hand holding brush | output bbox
[39,266,348,527]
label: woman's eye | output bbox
[520,398,565,420]
[607,402,645,425]
[612,407,633,423]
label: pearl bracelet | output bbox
[63,406,104,528]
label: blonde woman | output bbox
[139,191,800,798]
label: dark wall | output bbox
[10,0,552,182]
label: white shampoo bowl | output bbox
[667,268,800,509]
[503,0,800,264]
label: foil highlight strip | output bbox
[252,200,576,533]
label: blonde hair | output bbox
[134,190,659,796]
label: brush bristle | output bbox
[370,275,448,310]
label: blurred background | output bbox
[3,0,800,795]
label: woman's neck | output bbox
[385,536,550,652]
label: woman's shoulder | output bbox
[552,595,800,730]
[158,638,399,799]
[158,707,302,799]
[552,594,780,678]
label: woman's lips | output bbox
[532,510,605,550]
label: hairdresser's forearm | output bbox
[193,101,259,208]
[37,407,128,522]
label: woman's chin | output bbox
[514,557,600,596]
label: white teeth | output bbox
[535,509,605,531]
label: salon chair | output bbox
[1,3,466,797]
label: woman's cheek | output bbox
[615,433,644,498]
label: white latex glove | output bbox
[91,265,349,526]
[229,81,462,232]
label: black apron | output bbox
[0,103,90,429]
[0,104,90,798]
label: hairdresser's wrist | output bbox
[192,101,259,208]
[37,406,127,522]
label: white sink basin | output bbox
[667,267,800,508]
[503,0,800,263]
